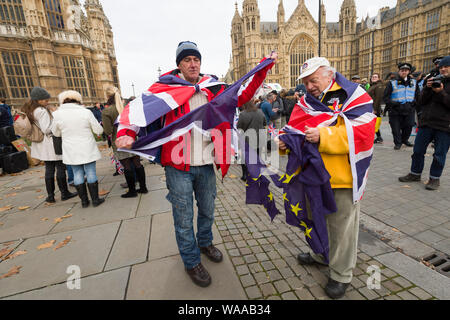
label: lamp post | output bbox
[318,0,322,57]
[131,83,135,97]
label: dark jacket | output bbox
[383,76,420,116]
[282,95,298,123]
[367,81,385,116]
[237,109,266,133]
[261,100,279,124]
[88,106,103,123]
[0,103,13,128]
[417,76,450,133]
[272,96,285,116]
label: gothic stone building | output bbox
[0,0,120,108]
[230,0,449,89]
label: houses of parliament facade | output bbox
[0,0,119,107]
[229,0,449,89]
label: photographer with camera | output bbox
[399,56,450,191]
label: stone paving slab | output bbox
[148,210,222,262]
[0,189,49,214]
[105,216,152,271]
[136,189,171,217]
[3,267,130,300]
[0,222,120,298]
[357,229,395,257]
[50,194,138,234]
[127,244,245,300]
[375,252,450,300]
[0,203,75,243]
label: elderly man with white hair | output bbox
[277,57,376,299]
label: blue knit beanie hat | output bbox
[176,41,202,66]
[439,56,450,68]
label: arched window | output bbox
[0,0,26,26]
[289,34,315,87]
[252,18,255,30]
[44,0,65,30]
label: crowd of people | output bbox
[1,85,148,209]
[0,39,448,300]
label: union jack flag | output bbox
[287,72,377,203]
[118,58,275,178]
[268,124,279,138]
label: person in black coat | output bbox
[237,100,266,181]
[399,56,450,191]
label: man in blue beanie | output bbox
[116,41,278,288]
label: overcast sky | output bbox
[88,0,397,98]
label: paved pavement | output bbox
[0,118,449,300]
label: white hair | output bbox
[320,66,337,79]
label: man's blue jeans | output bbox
[411,126,450,179]
[165,165,217,270]
[72,162,98,185]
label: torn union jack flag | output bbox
[118,58,275,178]
[244,72,376,262]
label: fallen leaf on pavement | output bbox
[228,174,237,179]
[392,228,400,232]
[401,185,411,188]
[18,206,31,211]
[2,241,15,247]
[99,190,110,196]
[53,214,72,224]
[37,240,56,250]
[54,236,72,251]
[4,250,27,261]
[12,187,22,190]
[41,218,49,222]
[0,205,14,213]
[0,248,13,259]
[0,266,22,280]
[36,189,42,193]
[5,193,17,198]
[37,195,45,199]
[44,202,54,207]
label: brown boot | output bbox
[200,245,223,263]
[399,173,421,183]
[186,263,211,287]
[425,178,440,191]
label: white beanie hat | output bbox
[58,90,83,105]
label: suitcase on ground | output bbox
[2,151,29,174]
[0,146,14,169]
[0,145,13,155]
[0,126,16,145]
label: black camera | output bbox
[432,74,445,88]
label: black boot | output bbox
[75,183,90,208]
[135,166,148,194]
[44,178,56,203]
[57,178,78,201]
[87,181,105,207]
[121,169,138,198]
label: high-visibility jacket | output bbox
[390,79,417,104]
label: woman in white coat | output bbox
[52,90,105,208]
[22,87,77,203]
